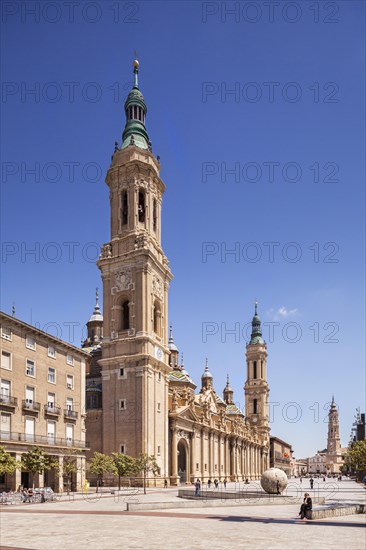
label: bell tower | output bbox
[327,396,341,454]
[97,58,173,480]
[244,303,270,438]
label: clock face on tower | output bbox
[251,415,258,424]
[155,346,163,361]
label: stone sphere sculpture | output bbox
[260,468,288,494]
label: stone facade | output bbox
[269,436,293,476]
[84,59,271,486]
[0,312,88,491]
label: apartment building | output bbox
[0,311,89,491]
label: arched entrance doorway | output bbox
[177,440,187,484]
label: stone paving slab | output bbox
[0,480,365,550]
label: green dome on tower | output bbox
[121,58,151,151]
[249,302,264,345]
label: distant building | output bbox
[292,459,308,477]
[0,311,89,491]
[269,436,293,476]
[307,451,327,474]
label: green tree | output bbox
[135,454,160,494]
[52,449,82,494]
[87,452,116,492]
[111,453,139,490]
[21,446,54,487]
[344,439,366,473]
[0,446,19,477]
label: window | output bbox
[1,351,11,370]
[25,386,35,403]
[25,417,35,441]
[153,199,157,232]
[1,380,10,401]
[66,375,74,390]
[157,402,161,412]
[47,421,56,442]
[122,192,128,225]
[26,335,36,350]
[253,399,258,414]
[158,372,161,382]
[120,445,125,454]
[26,359,35,377]
[138,191,145,223]
[47,392,55,407]
[66,354,74,366]
[119,399,126,410]
[48,346,56,359]
[122,301,129,330]
[66,398,73,411]
[48,367,56,383]
[1,326,12,341]
[119,367,126,378]
[157,445,161,455]
[196,463,199,470]
[153,300,162,336]
[66,424,73,444]
[87,394,98,410]
[253,361,257,379]
[1,412,11,438]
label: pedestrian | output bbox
[276,480,281,495]
[245,478,249,484]
[300,477,302,484]
[214,479,218,489]
[207,478,212,489]
[194,478,201,497]
[323,476,326,482]
[310,477,314,489]
[164,479,168,488]
[298,493,312,520]
[223,478,227,489]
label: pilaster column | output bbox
[76,456,83,491]
[241,444,245,480]
[57,455,64,492]
[218,434,222,480]
[230,440,235,480]
[201,429,205,481]
[190,431,196,483]
[15,453,22,490]
[171,425,179,485]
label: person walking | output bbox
[223,478,227,489]
[298,493,312,519]
[310,477,314,489]
[214,479,219,489]
[194,478,201,497]
[207,478,212,489]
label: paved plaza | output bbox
[1,480,365,550]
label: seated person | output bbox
[299,493,312,519]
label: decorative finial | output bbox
[227,373,230,384]
[12,303,15,317]
[133,52,139,88]
[181,352,184,368]
[205,357,208,370]
[255,301,258,315]
[169,325,173,339]
[96,287,99,306]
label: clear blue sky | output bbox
[1,1,365,458]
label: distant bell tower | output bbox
[327,396,341,454]
[97,58,173,480]
[244,303,270,439]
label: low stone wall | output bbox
[306,504,366,520]
[127,496,325,512]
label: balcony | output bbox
[0,394,18,410]
[22,399,40,412]
[44,404,61,417]
[64,409,78,420]
[0,431,88,449]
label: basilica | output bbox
[84,59,271,485]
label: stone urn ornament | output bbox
[260,468,288,494]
